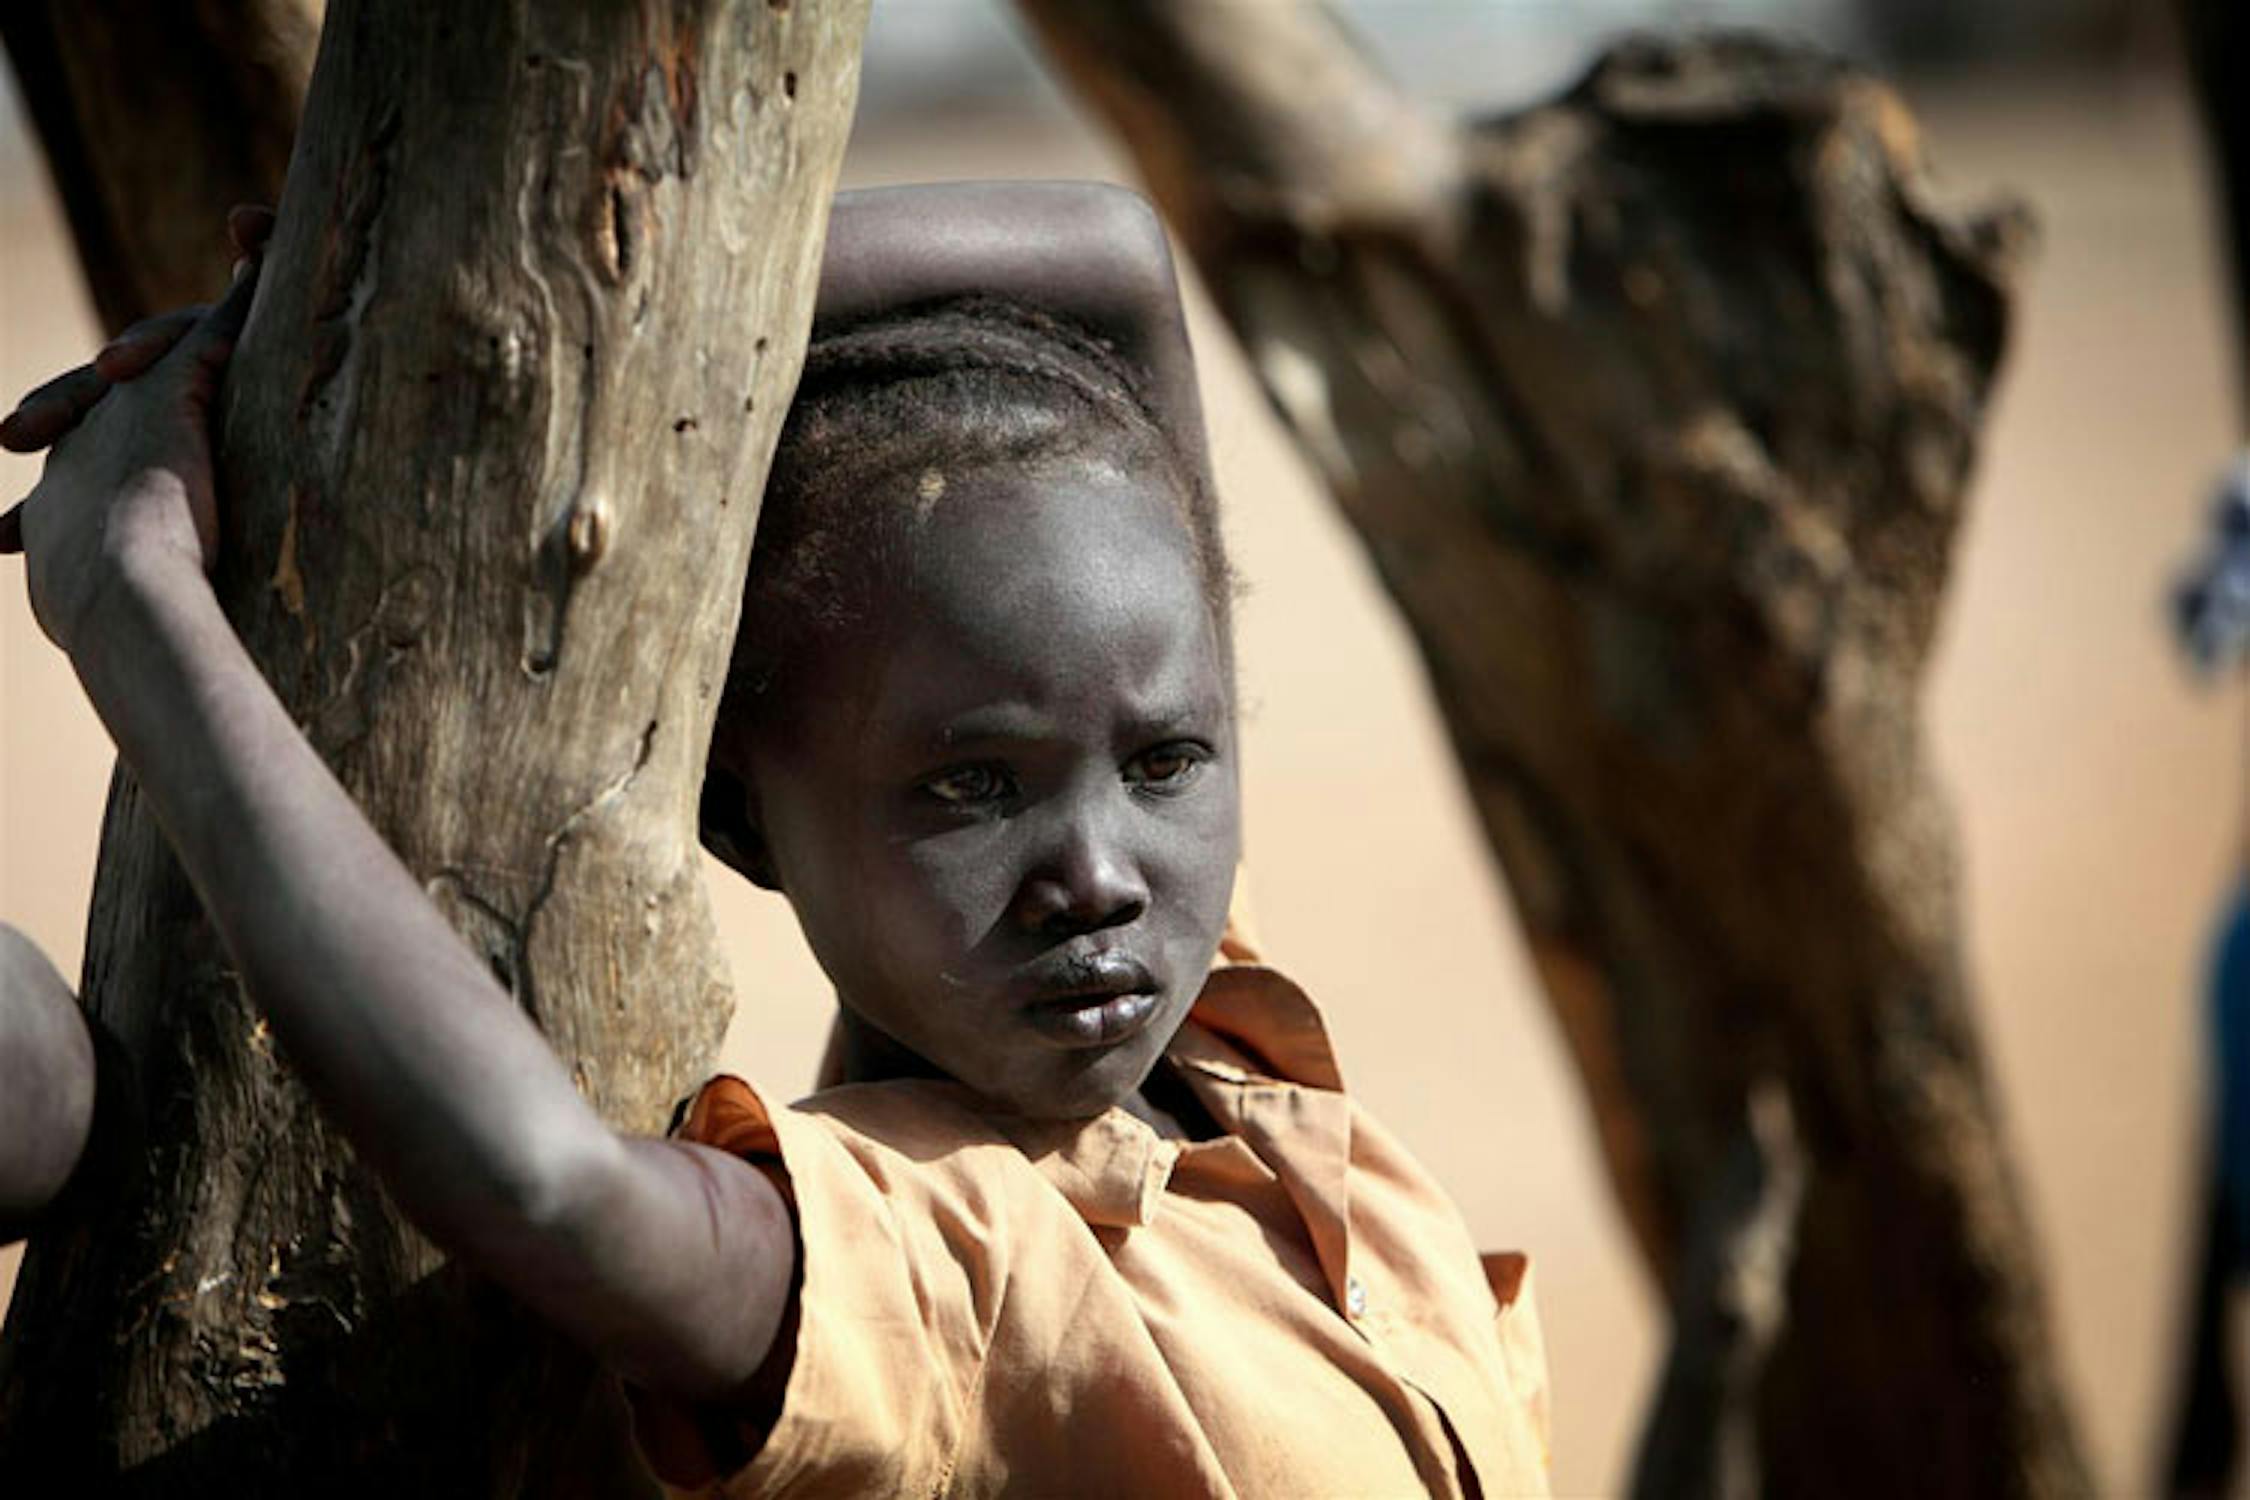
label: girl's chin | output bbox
[984,1040,1167,1122]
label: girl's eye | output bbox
[1127,743,1209,793]
[920,763,1016,807]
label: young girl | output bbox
[0,184,1550,1496]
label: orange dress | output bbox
[630,933,1552,1498]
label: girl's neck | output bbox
[1130,1059,1222,1141]
[822,1005,943,1090]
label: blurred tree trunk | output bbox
[0,0,319,336]
[0,0,866,1493]
[1016,5,2088,1496]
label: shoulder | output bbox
[793,1074,1003,1141]
[639,1076,1023,1495]
[681,1072,1034,1218]
[677,1073,1119,1297]
[647,1076,1122,1494]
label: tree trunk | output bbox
[0,1,866,1492]
[1015,6,2089,1495]
[0,0,318,336]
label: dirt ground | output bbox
[0,67,2238,1496]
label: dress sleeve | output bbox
[625,1075,1004,1498]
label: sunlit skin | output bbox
[727,460,1241,1122]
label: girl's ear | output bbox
[699,764,781,891]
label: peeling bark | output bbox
[0,1,867,1492]
[1016,5,2088,1494]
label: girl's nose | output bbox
[1012,802,1149,937]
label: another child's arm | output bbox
[0,926,93,1244]
[820,181,1212,483]
[0,269,793,1402]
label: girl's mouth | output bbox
[1022,987,1161,1048]
[1018,950,1162,1048]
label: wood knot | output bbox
[567,501,611,575]
[595,173,641,286]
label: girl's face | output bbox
[742,462,1240,1120]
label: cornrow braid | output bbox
[714,294,1233,754]
[798,295,1152,419]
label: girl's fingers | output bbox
[144,259,262,416]
[0,210,270,454]
[227,205,276,259]
[0,222,264,461]
[0,365,110,453]
[0,502,22,556]
[186,256,262,353]
[92,307,205,383]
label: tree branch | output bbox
[0,0,316,334]
[1017,4,2087,1493]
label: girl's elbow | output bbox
[1085,184,1178,283]
[477,1133,794,1400]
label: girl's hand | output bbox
[0,236,265,659]
[0,208,273,457]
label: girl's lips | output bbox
[1022,987,1161,1049]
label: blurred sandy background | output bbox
[0,6,2240,1495]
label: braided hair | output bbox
[714,295,1232,754]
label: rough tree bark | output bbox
[1016,5,2088,1496]
[0,0,319,336]
[0,1,865,1493]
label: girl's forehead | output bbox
[895,464,1203,626]
[723,452,1234,762]
[831,464,1229,725]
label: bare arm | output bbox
[2,269,792,1403]
[820,182,1213,487]
[0,926,93,1244]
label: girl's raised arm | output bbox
[819,181,1212,484]
[0,262,794,1405]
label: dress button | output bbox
[1345,1275,1368,1318]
